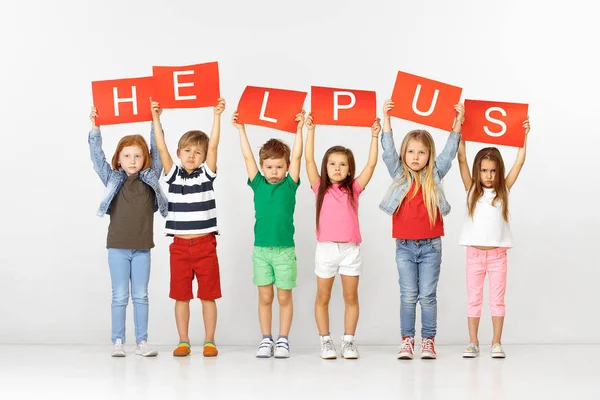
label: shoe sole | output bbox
[274,355,290,359]
[397,354,413,360]
[321,355,337,360]
[256,354,273,358]
[136,352,158,357]
[111,353,126,357]
[491,354,506,358]
[342,355,359,359]
[462,353,479,358]
[421,354,437,359]
[173,352,190,357]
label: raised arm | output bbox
[356,118,381,190]
[304,112,320,187]
[505,119,530,191]
[381,99,402,178]
[233,111,259,180]
[288,110,305,184]
[205,98,226,173]
[457,139,472,191]
[435,102,465,178]
[150,98,173,175]
[88,107,112,186]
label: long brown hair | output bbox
[316,146,356,231]
[111,134,151,171]
[468,147,509,222]
[393,130,439,226]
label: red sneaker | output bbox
[421,337,437,359]
[397,336,415,359]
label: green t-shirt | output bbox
[248,173,300,247]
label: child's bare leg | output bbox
[258,285,274,336]
[201,299,217,343]
[175,300,191,342]
[315,276,335,335]
[277,288,293,337]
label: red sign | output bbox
[236,86,307,133]
[390,71,462,131]
[91,77,154,125]
[462,100,529,147]
[152,61,220,109]
[310,86,376,127]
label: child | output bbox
[458,119,531,359]
[304,113,381,359]
[88,106,168,357]
[151,97,226,357]
[380,99,465,360]
[232,110,305,359]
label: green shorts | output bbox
[252,246,297,289]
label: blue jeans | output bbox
[395,238,442,338]
[107,248,151,343]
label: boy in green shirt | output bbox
[232,110,305,359]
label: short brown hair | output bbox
[178,130,209,153]
[259,139,291,166]
[111,134,151,171]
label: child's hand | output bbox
[232,111,244,130]
[305,112,315,131]
[454,102,465,124]
[295,110,306,130]
[149,97,162,120]
[214,98,226,115]
[90,106,99,129]
[371,118,382,137]
[523,118,530,135]
[383,99,394,118]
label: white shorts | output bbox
[314,242,362,278]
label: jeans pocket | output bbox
[429,238,442,253]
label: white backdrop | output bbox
[1,0,599,346]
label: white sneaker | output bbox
[491,343,506,358]
[462,343,480,358]
[320,335,337,359]
[111,339,126,357]
[256,338,274,358]
[135,341,158,357]
[341,335,359,359]
[274,337,290,359]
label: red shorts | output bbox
[169,233,222,301]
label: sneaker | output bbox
[256,338,275,358]
[341,335,359,359]
[135,341,158,357]
[491,343,506,358]
[462,343,480,358]
[274,337,290,359]
[320,335,337,359]
[111,339,126,357]
[421,338,437,359]
[397,336,414,360]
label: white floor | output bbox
[1,344,598,399]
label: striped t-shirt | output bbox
[162,164,217,236]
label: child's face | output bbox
[118,145,145,176]
[326,152,349,184]
[261,157,288,184]
[404,139,430,172]
[479,159,497,188]
[177,144,206,173]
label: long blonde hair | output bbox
[394,130,439,226]
[468,147,509,222]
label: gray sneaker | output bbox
[462,343,480,358]
[111,339,126,357]
[256,338,274,358]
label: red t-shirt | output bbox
[392,183,444,239]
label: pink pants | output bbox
[466,246,508,317]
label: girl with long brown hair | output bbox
[458,119,531,359]
[305,112,381,359]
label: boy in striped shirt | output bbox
[151,97,226,357]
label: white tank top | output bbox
[459,188,513,247]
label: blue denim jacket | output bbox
[379,130,461,216]
[88,125,168,217]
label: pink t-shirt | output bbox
[312,178,364,243]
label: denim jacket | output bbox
[88,125,168,217]
[379,130,461,216]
